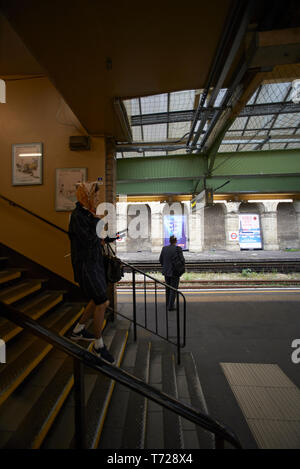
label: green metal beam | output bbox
[117,154,206,182]
[116,149,300,195]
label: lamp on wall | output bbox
[0,79,6,103]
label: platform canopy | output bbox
[1,0,300,197]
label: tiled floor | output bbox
[221,363,300,449]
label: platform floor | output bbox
[117,288,300,449]
[118,249,300,263]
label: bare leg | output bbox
[78,299,96,325]
[93,300,109,339]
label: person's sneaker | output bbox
[92,344,115,364]
[70,328,95,342]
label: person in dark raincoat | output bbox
[68,181,114,363]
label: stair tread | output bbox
[121,340,150,449]
[4,357,74,449]
[162,350,183,449]
[0,291,64,342]
[0,268,22,284]
[179,352,214,449]
[0,279,45,304]
[85,328,129,449]
[42,325,128,449]
[0,303,83,406]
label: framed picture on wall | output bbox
[12,143,43,186]
[55,167,87,211]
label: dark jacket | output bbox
[68,202,104,282]
[159,244,185,277]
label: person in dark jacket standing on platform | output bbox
[68,181,114,364]
[159,235,185,311]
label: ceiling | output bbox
[0,0,300,152]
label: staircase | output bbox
[0,252,221,449]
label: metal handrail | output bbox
[120,259,187,364]
[0,194,68,235]
[0,301,242,449]
[1,193,186,363]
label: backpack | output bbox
[172,246,185,277]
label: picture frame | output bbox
[55,167,87,211]
[12,143,43,186]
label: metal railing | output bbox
[119,260,186,364]
[0,301,242,449]
[0,193,186,363]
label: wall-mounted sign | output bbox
[163,215,188,250]
[229,231,238,241]
[239,213,262,249]
[12,143,43,186]
[55,167,87,211]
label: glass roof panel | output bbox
[169,90,196,111]
[144,151,167,157]
[123,98,140,118]
[143,124,167,141]
[256,82,291,104]
[229,117,248,131]
[246,115,274,129]
[140,94,168,114]
[168,121,191,139]
[132,126,143,141]
[275,113,300,128]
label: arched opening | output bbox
[277,203,298,249]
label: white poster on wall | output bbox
[239,214,262,249]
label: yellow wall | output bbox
[0,77,106,282]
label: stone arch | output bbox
[127,204,151,252]
[204,203,225,250]
[277,202,299,249]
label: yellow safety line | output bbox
[1,282,42,304]
[3,295,64,343]
[0,307,84,407]
[117,289,300,295]
[0,271,21,284]
[32,376,74,449]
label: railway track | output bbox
[117,279,300,289]
[123,259,300,274]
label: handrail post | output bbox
[73,358,86,449]
[132,268,137,342]
[215,435,225,449]
[176,291,180,365]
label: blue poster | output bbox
[163,215,188,250]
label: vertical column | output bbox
[105,138,117,315]
[224,202,241,251]
[116,196,128,253]
[260,201,279,250]
[189,201,205,252]
[151,203,164,253]
[292,201,300,248]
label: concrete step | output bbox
[3,356,74,449]
[0,302,83,407]
[42,321,129,449]
[121,340,151,449]
[0,279,45,304]
[0,268,22,285]
[0,290,65,342]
